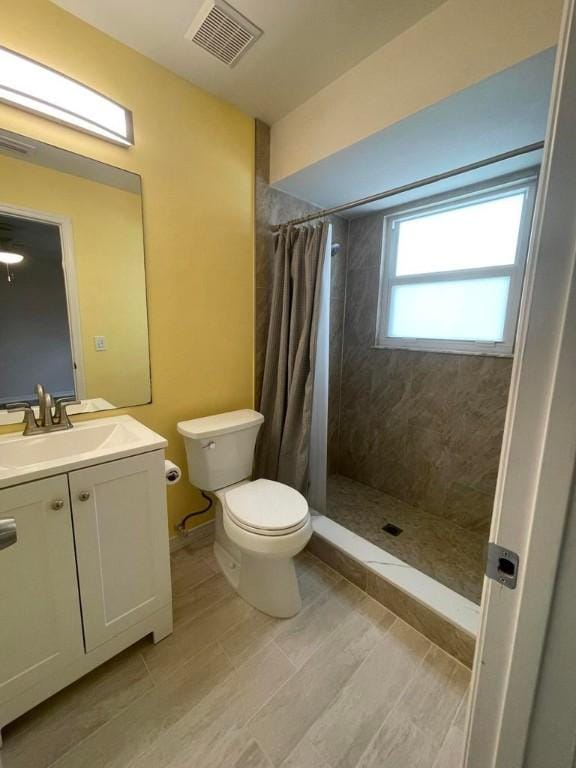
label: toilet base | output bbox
[214,540,241,590]
[239,554,302,618]
[214,540,302,619]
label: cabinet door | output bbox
[0,476,84,705]
[70,451,171,651]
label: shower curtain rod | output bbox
[274,141,544,228]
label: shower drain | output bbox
[382,522,403,537]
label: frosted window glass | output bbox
[388,277,510,341]
[395,193,525,276]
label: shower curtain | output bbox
[255,222,331,499]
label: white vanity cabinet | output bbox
[0,477,84,706]
[70,452,172,651]
[0,433,172,739]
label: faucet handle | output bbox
[54,398,80,428]
[6,401,32,413]
[5,402,39,434]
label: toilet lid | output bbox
[225,479,309,535]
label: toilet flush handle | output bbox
[202,440,216,450]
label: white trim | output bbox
[370,344,513,358]
[466,1,576,764]
[375,178,537,356]
[59,217,86,400]
[0,202,86,399]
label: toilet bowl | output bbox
[177,410,312,618]
[215,479,312,617]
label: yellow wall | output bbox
[271,0,563,181]
[0,0,255,534]
[0,153,151,407]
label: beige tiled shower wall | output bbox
[339,212,513,534]
[255,121,348,473]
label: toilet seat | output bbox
[224,479,309,537]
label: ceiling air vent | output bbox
[185,0,262,67]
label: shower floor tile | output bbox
[327,474,487,604]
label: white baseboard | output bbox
[169,519,215,553]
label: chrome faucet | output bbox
[6,384,80,436]
[35,383,51,426]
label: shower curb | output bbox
[307,518,478,668]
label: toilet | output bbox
[177,409,312,618]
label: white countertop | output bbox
[0,415,167,489]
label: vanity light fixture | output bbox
[0,47,134,147]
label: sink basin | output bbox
[0,423,133,469]
[0,416,167,487]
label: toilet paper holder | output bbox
[164,460,182,485]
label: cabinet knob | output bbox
[51,500,65,510]
[78,491,91,502]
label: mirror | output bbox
[0,129,151,424]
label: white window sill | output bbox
[371,344,514,358]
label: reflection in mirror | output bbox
[0,130,151,424]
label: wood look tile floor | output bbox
[1,543,470,768]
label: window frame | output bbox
[375,176,538,356]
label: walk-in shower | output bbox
[253,48,554,664]
[301,150,539,610]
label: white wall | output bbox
[272,50,553,214]
[270,0,563,183]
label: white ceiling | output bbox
[51,0,448,123]
[273,49,555,217]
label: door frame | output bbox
[466,0,576,765]
[0,202,87,400]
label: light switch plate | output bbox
[94,335,107,351]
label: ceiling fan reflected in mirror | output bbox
[0,225,25,284]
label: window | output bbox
[376,178,537,355]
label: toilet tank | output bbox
[177,409,265,491]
